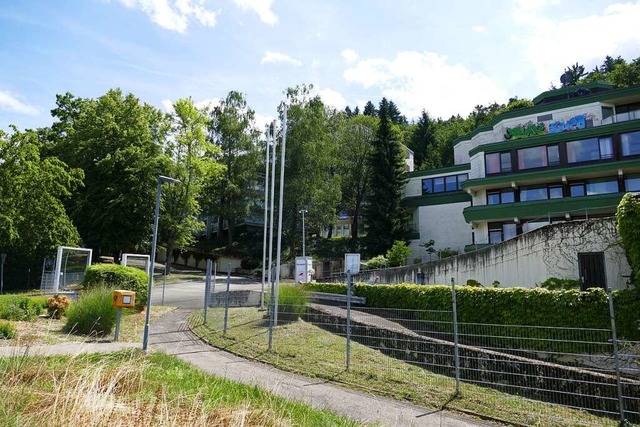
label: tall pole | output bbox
[143,175,180,352]
[261,125,271,310]
[299,209,308,258]
[274,105,288,327]
[267,121,277,313]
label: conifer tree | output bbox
[364,98,408,256]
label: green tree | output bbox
[206,91,261,246]
[408,111,436,168]
[616,192,640,284]
[386,240,412,267]
[48,89,166,261]
[279,84,342,257]
[363,101,377,117]
[337,114,377,248]
[161,98,223,272]
[364,98,408,256]
[0,127,82,288]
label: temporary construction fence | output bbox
[193,282,640,426]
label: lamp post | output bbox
[299,209,308,258]
[142,175,181,352]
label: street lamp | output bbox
[299,209,308,258]
[142,174,181,351]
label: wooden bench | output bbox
[309,292,367,305]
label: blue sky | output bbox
[2,0,640,132]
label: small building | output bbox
[403,82,640,288]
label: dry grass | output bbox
[0,351,359,427]
[0,306,175,347]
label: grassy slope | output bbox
[190,307,624,427]
[0,350,361,427]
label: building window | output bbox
[489,222,517,244]
[421,173,469,195]
[586,178,619,195]
[621,131,640,157]
[457,174,468,189]
[516,145,560,170]
[566,137,613,163]
[486,188,515,205]
[549,185,564,199]
[486,152,511,174]
[570,183,586,197]
[625,174,640,192]
[520,186,548,202]
[570,178,619,197]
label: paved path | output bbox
[149,309,486,427]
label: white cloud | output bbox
[0,90,39,116]
[117,0,219,33]
[195,97,220,110]
[316,87,347,110]
[471,25,488,34]
[254,112,275,133]
[161,99,174,113]
[512,0,640,90]
[341,49,359,63]
[232,0,278,25]
[162,97,220,112]
[343,51,508,119]
[260,51,302,67]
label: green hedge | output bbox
[0,295,47,321]
[301,283,640,341]
[83,264,148,310]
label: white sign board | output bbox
[295,257,313,283]
[345,253,360,275]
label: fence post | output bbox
[346,269,352,370]
[607,286,625,424]
[204,259,212,324]
[451,277,461,394]
[223,264,231,334]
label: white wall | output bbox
[421,218,631,290]
[410,201,472,261]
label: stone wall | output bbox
[421,218,630,289]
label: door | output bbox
[578,252,606,291]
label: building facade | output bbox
[403,82,640,287]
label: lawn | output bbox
[0,305,175,346]
[0,349,362,426]
[190,306,626,427]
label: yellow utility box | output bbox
[112,290,136,308]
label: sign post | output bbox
[344,253,359,371]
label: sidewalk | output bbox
[148,309,487,427]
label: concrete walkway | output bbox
[0,309,487,427]
[149,309,486,427]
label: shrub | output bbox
[64,287,117,336]
[0,320,16,339]
[617,192,640,282]
[83,264,148,310]
[386,241,412,267]
[47,294,71,319]
[364,255,387,270]
[438,248,459,259]
[270,285,309,322]
[539,277,581,290]
[301,282,640,341]
[0,295,46,321]
[466,279,482,287]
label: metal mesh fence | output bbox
[192,287,640,426]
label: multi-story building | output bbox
[403,82,640,265]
